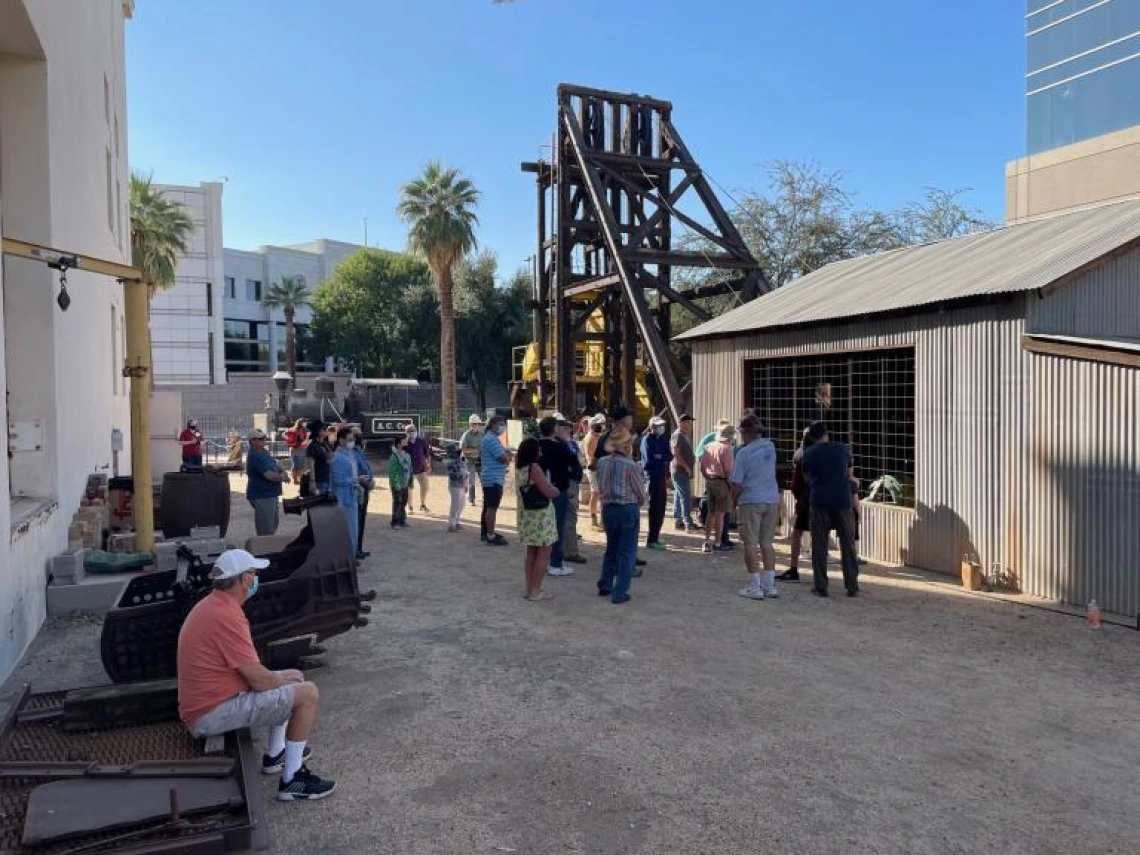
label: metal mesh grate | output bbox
[0,710,237,854]
[747,348,916,505]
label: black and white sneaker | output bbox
[277,765,336,801]
[261,745,312,775]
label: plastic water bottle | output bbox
[1087,599,1102,630]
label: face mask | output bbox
[653,426,665,436]
[345,440,355,450]
[408,431,418,440]
[245,575,259,601]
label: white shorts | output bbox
[189,683,295,738]
[585,470,599,492]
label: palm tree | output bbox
[129,172,192,295]
[397,161,480,434]
[263,275,312,379]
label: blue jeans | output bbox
[550,492,569,567]
[339,501,359,559]
[599,503,640,601]
[672,471,692,524]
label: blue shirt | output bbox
[802,442,853,510]
[351,447,373,483]
[729,438,780,505]
[480,430,510,486]
[640,433,673,479]
[246,448,283,499]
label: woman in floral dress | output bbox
[515,437,560,601]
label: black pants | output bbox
[646,474,668,545]
[357,490,370,552]
[391,488,408,526]
[809,506,859,593]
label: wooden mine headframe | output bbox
[521,83,770,422]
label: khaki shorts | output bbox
[189,683,295,738]
[706,479,731,514]
[738,502,780,548]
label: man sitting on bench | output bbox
[177,548,336,802]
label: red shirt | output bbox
[179,428,202,456]
[176,591,260,727]
[284,428,305,450]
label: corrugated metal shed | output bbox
[679,198,1140,341]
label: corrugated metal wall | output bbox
[691,253,1140,615]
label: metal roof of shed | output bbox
[677,198,1140,341]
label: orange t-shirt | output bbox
[177,591,260,727]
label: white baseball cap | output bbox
[649,416,667,427]
[210,549,269,580]
[247,428,267,440]
[588,413,606,426]
[468,414,484,425]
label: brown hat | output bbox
[604,425,634,455]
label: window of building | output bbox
[245,279,262,302]
[746,348,916,506]
[224,319,271,372]
[224,276,236,299]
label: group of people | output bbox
[175,405,864,810]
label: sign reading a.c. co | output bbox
[368,414,419,437]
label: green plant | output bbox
[263,275,311,378]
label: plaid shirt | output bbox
[597,453,647,506]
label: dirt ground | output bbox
[5,471,1140,854]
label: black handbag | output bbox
[520,467,550,510]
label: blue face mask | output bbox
[245,575,259,601]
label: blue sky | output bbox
[127,0,1026,278]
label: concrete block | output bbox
[185,538,226,559]
[50,549,86,585]
[190,525,221,539]
[46,572,139,616]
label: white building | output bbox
[150,182,226,385]
[222,239,363,374]
[0,0,134,681]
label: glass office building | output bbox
[1027,0,1140,153]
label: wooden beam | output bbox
[2,237,142,282]
[557,83,672,112]
[626,174,694,248]
[564,274,620,298]
[592,160,737,254]
[621,248,759,269]
[637,270,712,322]
[562,107,685,421]
[569,291,608,331]
[1022,334,1140,369]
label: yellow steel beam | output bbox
[2,235,154,551]
[1,236,142,281]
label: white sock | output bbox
[267,725,287,757]
[283,740,307,782]
[763,570,776,592]
[749,572,763,590]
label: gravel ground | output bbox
[5,472,1140,854]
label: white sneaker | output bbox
[547,566,573,577]
[701,542,713,554]
[737,586,766,600]
[764,588,779,599]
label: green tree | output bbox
[308,249,432,376]
[454,253,532,410]
[262,274,311,378]
[898,187,995,244]
[129,172,192,295]
[397,161,480,434]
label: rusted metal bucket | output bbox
[101,499,368,683]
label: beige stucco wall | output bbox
[1006,125,1140,225]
